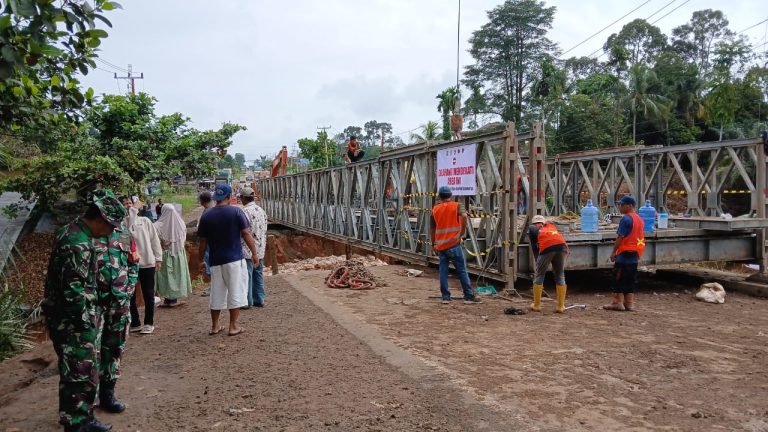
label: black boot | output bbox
[98,380,126,413]
[64,417,112,432]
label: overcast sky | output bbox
[81,0,767,163]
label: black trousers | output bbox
[130,267,156,326]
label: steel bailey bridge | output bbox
[259,123,768,290]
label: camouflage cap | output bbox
[88,189,127,227]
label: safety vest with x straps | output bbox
[616,212,646,257]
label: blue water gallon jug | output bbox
[580,199,599,233]
[638,200,656,233]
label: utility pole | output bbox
[114,64,144,96]
[318,125,332,167]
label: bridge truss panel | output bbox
[261,124,768,287]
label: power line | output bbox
[581,0,680,60]
[644,0,677,21]
[559,0,651,58]
[95,57,128,73]
[649,0,690,25]
[737,18,768,34]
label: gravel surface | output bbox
[0,275,520,431]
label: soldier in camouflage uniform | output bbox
[43,189,139,432]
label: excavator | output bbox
[271,146,288,177]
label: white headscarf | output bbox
[155,205,187,255]
[126,206,139,230]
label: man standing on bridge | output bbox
[431,186,481,304]
[605,195,645,312]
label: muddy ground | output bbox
[286,266,768,432]
[0,276,523,432]
[2,224,767,431]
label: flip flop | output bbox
[228,328,245,337]
[209,326,224,335]
[504,307,527,315]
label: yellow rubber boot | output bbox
[555,284,567,313]
[530,284,543,312]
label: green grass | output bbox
[156,193,198,217]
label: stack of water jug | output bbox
[580,199,669,232]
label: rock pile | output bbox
[272,254,387,275]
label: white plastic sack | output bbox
[405,269,424,277]
[695,282,726,304]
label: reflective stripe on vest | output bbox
[432,201,462,251]
[537,223,566,252]
[616,212,646,257]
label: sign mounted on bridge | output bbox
[437,143,477,195]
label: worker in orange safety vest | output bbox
[604,195,645,312]
[430,186,481,305]
[528,214,569,313]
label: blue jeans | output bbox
[203,248,211,276]
[246,259,266,306]
[438,244,474,301]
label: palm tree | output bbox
[626,64,670,145]
[436,87,460,141]
[410,121,441,144]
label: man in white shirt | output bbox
[239,187,268,308]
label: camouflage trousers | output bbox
[47,295,130,427]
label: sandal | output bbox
[228,328,245,337]
[504,307,527,315]
[209,326,224,335]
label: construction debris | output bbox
[325,260,386,289]
[273,254,387,275]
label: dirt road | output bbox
[0,276,522,431]
[286,266,768,432]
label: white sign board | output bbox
[436,143,477,195]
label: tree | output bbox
[626,64,669,145]
[1,93,244,209]
[436,87,459,140]
[604,19,667,69]
[234,153,246,169]
[672,10,734,80]
[411,121,441,143]
[297,130,341,169]
[0,0,120,129]
[463,0,558,123]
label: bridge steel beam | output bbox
[260,128,766,287]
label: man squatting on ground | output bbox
[43,189,139,432]
[197,183,259,336]
[604,195,646,311]
[528,214,569,313]
[430,186,482,304]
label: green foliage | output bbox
[436,87,459,140]
[1,93,244,209]
[0,0,120,129]
[297,130,341,169]
[411,121,441,143]
[463,0,557,123]
[0,288,34,361]
[603,19,667,69]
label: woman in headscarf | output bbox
[154,205,192,307]
[120,197,163,334]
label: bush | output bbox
[0,288,33,361]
